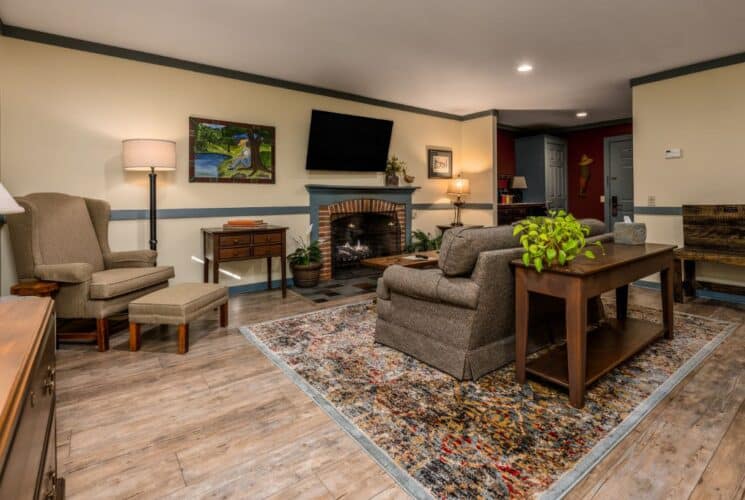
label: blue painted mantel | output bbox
[305,184,420,245]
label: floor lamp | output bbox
[0,183,25,291]
[122,139,176,251]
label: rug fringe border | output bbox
[240,302,434,500]
[539,316,740,499]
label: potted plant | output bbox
[289,228,322,287]
[385,156,406,186]
[405,229,442,252]
[513,210,604,272]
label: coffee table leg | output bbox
[566,280,587,408]
[661,263,675,339]
[515,268,529,384]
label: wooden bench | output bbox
[674,205,745,302]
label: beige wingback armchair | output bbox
[7,193,174,351]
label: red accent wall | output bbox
[563,124,632,221]
[497,128,516,176]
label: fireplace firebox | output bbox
[331,212,400,278]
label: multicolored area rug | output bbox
[240,302,737,499]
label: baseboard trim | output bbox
[634,280,745,305]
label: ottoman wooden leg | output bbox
[178,324,189,354]
[129,323,142,351]
[220,302,228,327]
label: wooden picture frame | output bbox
[189,116,276,183]
[427,148,453,179]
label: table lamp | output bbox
[447,174,470,226]
[0,183,24,289]
[511,176,528,202]
[122,139,176,251]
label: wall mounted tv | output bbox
[305,110,393,171]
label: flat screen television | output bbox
[305,110,393,171]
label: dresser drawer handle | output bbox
[44,471,57,499]
[232,238,240,244]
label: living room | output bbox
[1,1,744,499]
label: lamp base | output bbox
[452,199,465,226]
[149,169,158,251]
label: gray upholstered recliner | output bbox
[7,193,174,351]
[375,220,611,380]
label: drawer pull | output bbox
[44,365,56,395]
[44,471,57,499]
[30,390,37,408]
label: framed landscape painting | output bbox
[428,148,453,179]
[189,116,275,183]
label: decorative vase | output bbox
[385,172,399,186]
[291,261,322,287]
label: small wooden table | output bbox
[361,250,439,270]
[202,226,288,297]
[512,243,676,408]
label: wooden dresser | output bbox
[0,297,64,499]
[202,225,288,297]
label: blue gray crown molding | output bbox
[633,206,683,216]
[499,117,633,136]
[630,51,745,87]
[0,23,501,122]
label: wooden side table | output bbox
[202,225,288,297]
[10,280,59,297]
[512,243,676,408]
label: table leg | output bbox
[683,259,696,300]
[566,280,587,408]
[281,253,287,298]
[203,258,209,283]
[515,268,529,384]
[616,284,628,323]
[661,264,675,339]
[212,256,219,284]
[673,258,683,302]
[267,257,272,290]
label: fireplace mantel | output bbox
[305,184,419,259]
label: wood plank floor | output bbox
[55,286,745,499]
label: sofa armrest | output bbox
[382,265,479,309]
[105,249,157,269]
[35,263,93,283]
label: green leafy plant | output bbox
[513,210,604,272]
[288,226,322,266]
[405,230,442,252]
[385,155,406,176]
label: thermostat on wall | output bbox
[664,148,682,159]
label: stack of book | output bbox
[223,219,268,229]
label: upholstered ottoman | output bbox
[128,283,228,354]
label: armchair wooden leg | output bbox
[178,324,189,354]
[96,318,110,352]
[219,302,228,327]
[129,322,142,351]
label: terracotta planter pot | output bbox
[291,261,322,288]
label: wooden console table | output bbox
[201,226,288,297]
[512,243,676,408]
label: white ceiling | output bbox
[2,0,745,127]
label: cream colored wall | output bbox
[633,61,745,284]
[0,37,494,293]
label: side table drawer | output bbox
[253,232,282,245]
[219,247,251,260]
[220,234,252,247]
[253,244,283,257]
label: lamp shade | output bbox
[122,139,176,171]
[511,176,528,189]
[0,183,24,215]
[447,175,470,196]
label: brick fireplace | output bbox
[306,184,419,281]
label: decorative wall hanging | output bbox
[189,116,275,183]
[578,154,594,197]
[427,148,453,179]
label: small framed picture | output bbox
[428,148,453,179]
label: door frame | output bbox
[604,134,633,231]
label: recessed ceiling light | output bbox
[517,63,533,73]
[576,111,588,118]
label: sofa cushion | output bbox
[438,225,518,276]
[90,266,174,299]
[383,266,479,309]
